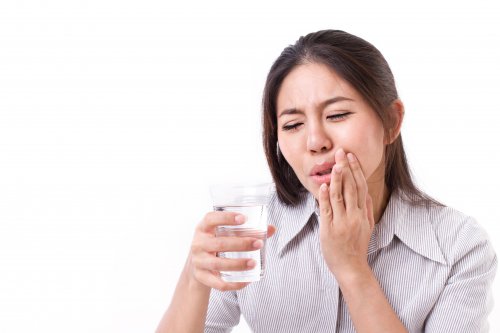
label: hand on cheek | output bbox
[317,148,375,280]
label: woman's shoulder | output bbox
[427,201,487,241]
[397,191,486,239]
[407,195,495,265]
[388,189,492,266]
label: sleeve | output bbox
[424,220,497,332]
[204,289,241,333]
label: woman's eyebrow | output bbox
[319,96,354,109]
[278,108,303,118]
[278,96,354,118]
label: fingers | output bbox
[346,152,368,209]
[199,211,245,232]
[267,224,277,238]
[329,151,346,217]
[190,229,264,291]
[189,210,276,292]
[193,252,257,272]
[194,269,250,291]
[366,193,375,229]
[191,212,275,291]
[200,236,264,253]
[318,183,334,242]
[318,183,333,220]
[334,148,358,211]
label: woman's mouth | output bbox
[316,168,332,176]
[310,162,335,185]
[310,167,334,185]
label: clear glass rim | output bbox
[209,182,272,206]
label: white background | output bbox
[1,0,499,332]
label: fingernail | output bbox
[253,240,263,249]
[247,260,256,268]
[347,153,356,162]
[334,164,343,174]
[337,148,346,159]
[235,215,246,224]
[320,183,328,192]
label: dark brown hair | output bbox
[262,29,441,206]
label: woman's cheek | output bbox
[349,147,373,178]
[359,146,385,182]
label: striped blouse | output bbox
[205,189,497,332]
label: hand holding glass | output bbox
[210,183,270,282]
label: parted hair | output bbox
[262,29,441,207]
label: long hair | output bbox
[262,30,441,207]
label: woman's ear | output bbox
[384,99,405,144]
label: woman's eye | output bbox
[282,123,303,131]
[327,112,351,121]
[281,113,351,131]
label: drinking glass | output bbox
[210,183,271,282]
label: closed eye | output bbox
[327,112,351,121]
[282,123,303,131]
[281,112,351,132]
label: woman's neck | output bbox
[368,183,390,224]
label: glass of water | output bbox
[210,183,271,282]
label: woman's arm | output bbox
[424,221,497,332]
[155,257,212,333]
[335,266,408,332]
[318,148,407,333]
[155,212,275,333]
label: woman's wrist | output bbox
[333,262,374,291]
[183,256,212,294]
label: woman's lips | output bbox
[311,173,332,185]
[310,161,335,185]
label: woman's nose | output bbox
[306,124,332,153]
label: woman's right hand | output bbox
[188,211,276,291]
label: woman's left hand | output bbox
[317,148,375,281]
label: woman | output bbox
[157,30,497,332]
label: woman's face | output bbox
[276,62,387,199]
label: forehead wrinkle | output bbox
[277,63,358,118]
